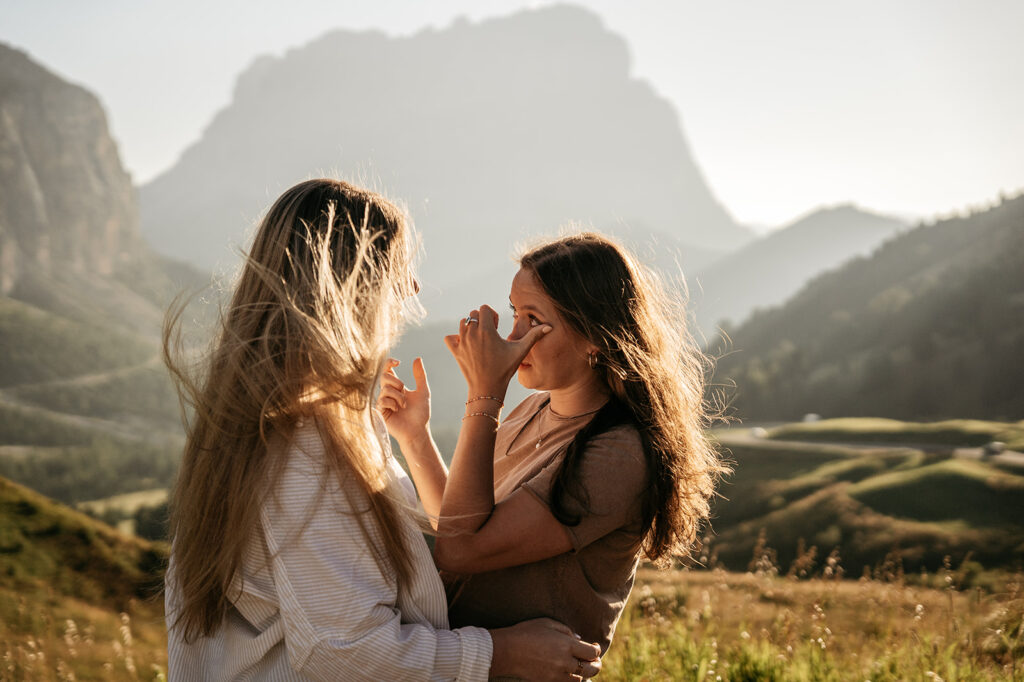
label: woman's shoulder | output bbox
[587,421,645,468]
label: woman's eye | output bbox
[528,316,540,327]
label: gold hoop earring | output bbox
[587,352,598,370]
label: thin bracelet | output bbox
[465,395,504,407]
[462,411,500,424]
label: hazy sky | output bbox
[3,0,1023,228]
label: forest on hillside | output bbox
[712,195,1024,422]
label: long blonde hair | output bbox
[164,179,421,641]
[520,232,728,565]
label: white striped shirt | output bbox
[166,418,492,681]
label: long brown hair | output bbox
[519,232,727,565]
[164,179,422,641]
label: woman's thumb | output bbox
[412,357,430,394]
[518,324,552,350]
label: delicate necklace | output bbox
[506,398,604,455]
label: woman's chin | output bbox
[515,368,535,390]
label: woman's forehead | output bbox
[509,269,549,307]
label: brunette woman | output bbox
[380,232,726,664]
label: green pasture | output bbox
[765,417,1024,451]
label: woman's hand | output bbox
[444,304,551,398]
[377,358,431,450]
[489,618,602,681]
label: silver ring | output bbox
[464,316,479,324]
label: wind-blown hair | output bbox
[519,232,727,565]
[163,179,422,641]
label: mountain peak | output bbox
[141,6,749,301]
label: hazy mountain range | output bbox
[137,5,750,320]
[692,204,908,338]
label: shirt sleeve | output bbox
[521,425,648,551]
[262,442,492,681]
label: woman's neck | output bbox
[547,379,609,418]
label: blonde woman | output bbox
[380,232,726,662]
[163,179,602,681]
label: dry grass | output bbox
[4,566,1021,681]
[0,585,166,681]
[603,567,1024,681]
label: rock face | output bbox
[0,44,140,294]
[140,5,750,315]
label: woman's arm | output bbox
[436,425,648,575]
[377,358,448,523]
[432,306,587,572]
[437,306,549,535]
[265,429,599,681]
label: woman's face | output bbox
[507,268,598,394]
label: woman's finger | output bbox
[411,357,430,396]
[577,658,601,678]
[479,304,499,330]
[570,639,602,661]
[507,323,552,361]
[443,334,460,356]
[378,386,407,408]
[377,395,404,413]
[380,372,406,390]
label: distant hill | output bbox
[0,474,165,608]
[712,194,1024,421]
[0,474,170,678]
[0,44,206,506]
[693,204,907,338]
[709,421,1024,574]
[139,5,750,320]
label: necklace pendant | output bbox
[535,438,543,449]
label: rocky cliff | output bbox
[0,44,140,293]
[0,44,207,340]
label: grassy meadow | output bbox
[2,417,1023,679]
[4,563,1021,681]
[603,566,1023,681]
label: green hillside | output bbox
[0,293,187,506]
[0,474,169,680]
[0,475,166,608]
[712,193,1024,422]
[0,298,153,388]
[708,421,1024,576]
